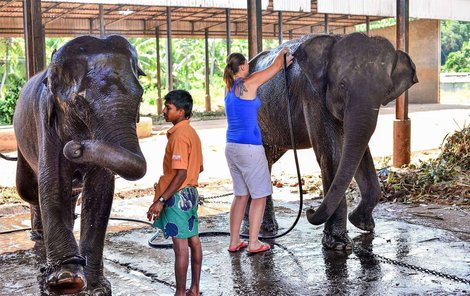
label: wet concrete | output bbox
[1,198,469,296]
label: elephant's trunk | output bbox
[63,139,147,181]
[307,104,379,225]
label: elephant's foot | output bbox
[241,214,279,237]
[260,213,278,236]
[322,230,353,252]
[348,208,375,232]
[41,255,87,295]
[29,229,43,241]
[77,277,111,296]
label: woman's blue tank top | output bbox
[225,79,262,145]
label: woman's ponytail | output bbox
[223,65,234,91]
[223,53,247,91]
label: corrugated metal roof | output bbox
[0,0,384,38]
[318,0,470,21]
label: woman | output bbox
[223,48,293,253]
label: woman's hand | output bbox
[147,200,164,221]
[274,47,294,69]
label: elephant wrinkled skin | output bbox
[12,35,147,295]
[251,33,418,250]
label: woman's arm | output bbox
[238,47,293,99]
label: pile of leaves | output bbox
[0,186,21,205]
[379,124,470,207]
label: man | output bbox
[147,90,203,296]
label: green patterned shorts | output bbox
[153,186,199,239]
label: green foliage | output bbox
[0,74,24,124]
[128,37,252,110]
[442,40,470,72]
[356,18,398,32]
[441,20,470,68]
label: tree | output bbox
[442,40,470,72]
[441,20,470,66]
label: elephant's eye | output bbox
[339,81,346,89]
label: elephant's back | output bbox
[14,71,46,167]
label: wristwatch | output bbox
[157,196,165,204]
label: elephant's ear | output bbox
[294,35,336,92]
[382,50,419,106]
[47,59,87,102]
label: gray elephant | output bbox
[250,32,418,250]
[11,35,147,295]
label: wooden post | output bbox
[278,11,283,45]
[204,29,211,112]
[324,14,329,34]
[155,27,162,114]
[256,0,262,52]
[99,4,105,38]
[393,0,411,167]
[247,0,262,59]
[23,0,45,79]
[89,18,93,35]
[226,8,231,56]
[166,6,173,91]
[366,16,370,36]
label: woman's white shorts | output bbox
[225,143,273,199]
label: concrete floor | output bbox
[0,103,469,295]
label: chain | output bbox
[200,192,233,200]
[199,192,234,205]
[355,246,470,285]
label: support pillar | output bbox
[23,0,45,79]
[278,11,283,45]
[155,27,162,114]
[324,14,329,34]
[166,6,173,91]
[366,16,370,35]
[204,29,211,112]
[255,0,262,52]
[99,4,105,38]
[247,0,262,59]
[393,0,411,167]
[226,8,231,56]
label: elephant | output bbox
[10,35,147,295]
[249,32,418,250]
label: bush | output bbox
[0,75,24,125]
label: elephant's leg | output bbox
[303,107,352,250]
[313,153,352,250]
[242,146,287,236]
[15,152,42,240]
[348,148,380,232]
[322,198,352,251]
[37,164,85,295]
[79,168,114,295]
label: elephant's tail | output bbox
[0,153,17,161]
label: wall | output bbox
[370,19,440,104]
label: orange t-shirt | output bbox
[154,120,203,202]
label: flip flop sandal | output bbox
[246,243,271,254]
[228,241,248,252]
